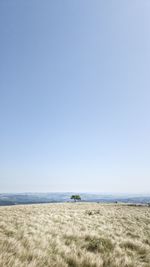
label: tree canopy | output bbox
[70,195,81,202]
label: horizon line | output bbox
[0,191,150,195]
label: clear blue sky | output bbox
[0,0,150,193]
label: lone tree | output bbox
[70,195,81,202]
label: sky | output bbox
[0,0,150,193]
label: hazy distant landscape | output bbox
[0,193,150,206]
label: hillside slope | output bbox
[0,203,150,267]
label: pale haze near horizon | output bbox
[0,0,150,194]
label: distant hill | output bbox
[0,193,150,206]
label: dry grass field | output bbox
[0,203,150,267]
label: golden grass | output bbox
[0,203,150,267]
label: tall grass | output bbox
[0,203,150,267]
